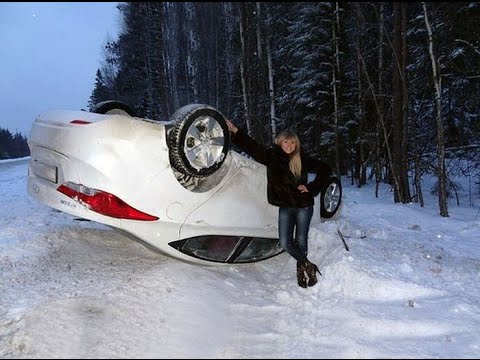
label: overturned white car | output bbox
[27,101,342,265]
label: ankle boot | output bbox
[296,262,307,288]
[305,261,322,287]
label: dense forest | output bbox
[0,128,29,160]
[89,2,480,216]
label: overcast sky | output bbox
[0,2,120,136]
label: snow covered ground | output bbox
[1,157,479,358]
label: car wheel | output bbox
[92,100,136,117]
[320,176,342,219]
[168,104,230,178]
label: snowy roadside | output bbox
[1,158,480,358]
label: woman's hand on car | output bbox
[226,119,238,134]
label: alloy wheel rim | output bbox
[324,182,341,212]
[184,116,225,169]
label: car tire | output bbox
[92,100,136,117]
[168,104,230,178]
[320,176,342,219]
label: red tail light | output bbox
[57,182,158,221]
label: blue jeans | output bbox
[278,206,314,263]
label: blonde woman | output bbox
[226,119,332,288]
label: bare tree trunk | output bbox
[213,7,220,109]
[253,2,269,144]
[255,2,263,60]
[264,6,276,142]
[392,2,406,203]
[164,3,179,112]
[238,4,251,135]
[412,102,425,207]
[422,2,449,217]
[266,31,277,143]
[375,2,385,198]
[143,3,154,118]
[222,2,237,116]
[400,3,410,202]
[354,4,366,187]
[390,2,411,203]
[332,2,341,177]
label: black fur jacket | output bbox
[232,129,332,208]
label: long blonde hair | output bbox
[275,130,302,178]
